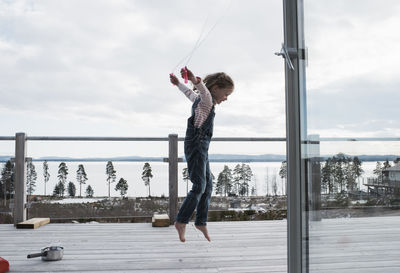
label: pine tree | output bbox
[43,161,50,196]
[142,162,153,197]
[373,161,383,183]
[343,156,363,191]
[251,186,256,196]
[182,167,190,194]
[106,161,116,198]
[321,159,334,194]
[57,162,68,196]
[239,183,247,196]
[215,172,223,196]
[344,162,357,192]
[383,160,391,171]
[352,157,363,177]
[381,160,392,182]
[272,174,278,196]
[239,164,249,196]
[1,160,14,204]
[115,178,128,197]
[53,183,60,196]
[242,164,253,196]
[53,181,65,197]
[211,172,215,193]
[26,161,37,195]
[216,165,233,196]
[252,176,258,196]
[265,167,270,196]
[279,161,287,180]
[67,182,76,197]
[86,185,94,197]
[279,160,287,195]
[76,164,88,197]
[322,154,364,194]
[332,154,346,192]
[233,164,242,195]
[352,156,363,190]
[233,163,253,196]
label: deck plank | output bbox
[0,220,287,273]
[1,216,400,272]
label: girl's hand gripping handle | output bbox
[170,73,179,86]
[183,67,188,83]
[181,66,197,84]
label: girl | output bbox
[169,67,234,242]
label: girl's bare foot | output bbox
[174,222,186,242]
[195,225,211,242]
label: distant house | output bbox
[383,163,400,183]
[365,162,400,196]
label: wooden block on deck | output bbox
[16,218,50,229]
[152,214,170,227]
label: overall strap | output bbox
[191,97,201,116]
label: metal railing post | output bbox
[168,134,178,224]
[309,134,321,221]
[283,0,306,271]
[14,132,27,226]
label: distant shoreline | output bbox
[0,154,399,163]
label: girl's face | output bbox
[211,86,234,105]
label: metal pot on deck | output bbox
[27,246,64,261]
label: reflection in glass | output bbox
[302,1,400,272]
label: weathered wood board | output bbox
[16,218,50,229]
[152,214,170,227]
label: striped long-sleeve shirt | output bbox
[177,80,214,128]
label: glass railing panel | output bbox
[303,0,400,271]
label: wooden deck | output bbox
[308,216,400,273]
[0,220,287,273]
[1,216,400,272]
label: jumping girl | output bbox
[169,67,234,242]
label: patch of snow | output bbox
[228,208,244,212]
[47,198,106,204]
[351,200,368,205]
[250,205,267,213]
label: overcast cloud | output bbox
[0,0,399,156]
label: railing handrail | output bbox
[1,136,399,141]
[0,136,286,142]
[319,137,400,142]
[0,136,169,141]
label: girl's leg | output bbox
[194,160,212,241]
[174,221,187,242]
[195,160,213,226]
[175,153,207,225]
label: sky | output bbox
[0,0,399,158]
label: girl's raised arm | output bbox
[182,67,212,106]
[170,72,197,102]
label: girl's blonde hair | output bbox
[203,72,234,91]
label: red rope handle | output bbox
[183,67,188,84]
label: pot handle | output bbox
[27,252,45,258]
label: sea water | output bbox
[17,161,380,198]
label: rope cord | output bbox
[171,0,233,73]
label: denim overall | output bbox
[176,97,215,226]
